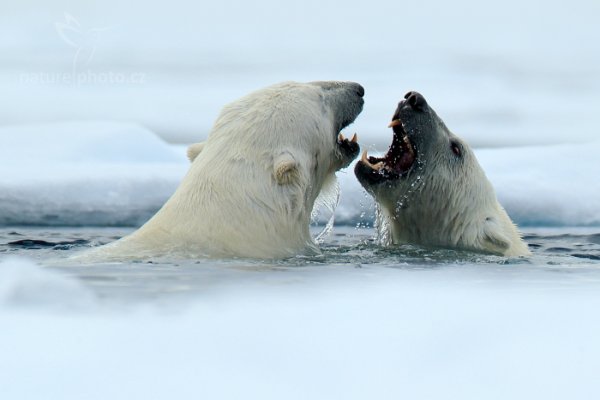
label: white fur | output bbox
[186,142,205,162]
[76,81,361,260]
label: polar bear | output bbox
[355,91,530,257]
[80,81,363,260]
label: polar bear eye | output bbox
[450,141,462,157]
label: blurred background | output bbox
[2,0,599,148]
[1,0,599,227]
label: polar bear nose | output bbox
[404,91,427,112]
[354,84,365,98]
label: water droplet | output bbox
[312,177,341,244]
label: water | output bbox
[2,225,600,399]
[2,226,599,307]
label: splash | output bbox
[374,203,392,246]
[312,175,341,244]
[394,158,426,214]
[374,161,427,242]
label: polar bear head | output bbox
[204,80,363,177]
[110,81,365,259]
[355,91,529,256]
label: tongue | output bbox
[383,118,416,175]
[387,133,415,174]
[396,146,415,173]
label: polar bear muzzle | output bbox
[354,91,428,185]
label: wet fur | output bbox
[75,81,362,260]
[356,94,530,257]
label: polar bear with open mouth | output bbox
[82,81,364,260]
[355,91,529,257]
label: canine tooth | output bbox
[350,133,358,143]
[361,150,373,168]
[339,133,346,141]
[388,119,402,128]
[361,150,369,163]
[361,150,382,170]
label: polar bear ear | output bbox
[274,152,300,185]
[187,142,205,162]
[481,217,511,254]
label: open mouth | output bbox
[338,132,358,144]
[359,118,416,180]
[336,132,359,157]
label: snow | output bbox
[0,257,95,309]
[1,0,599,146]
[1,122,599,227]
[1,0,598,227]
[478,143,600,226]
[1,257,600,400]
[1,121,183,165]
[0,122,187,226]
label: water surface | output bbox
[2,226,599,307]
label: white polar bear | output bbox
[355,91,530,257]
[81,81,364,260]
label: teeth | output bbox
[388,119,402,128]
[361,150,384,170]
[339,133,346,141]
[361,150,369,163]
[350,133,358,143]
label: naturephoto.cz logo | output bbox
[20,13,146,85]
